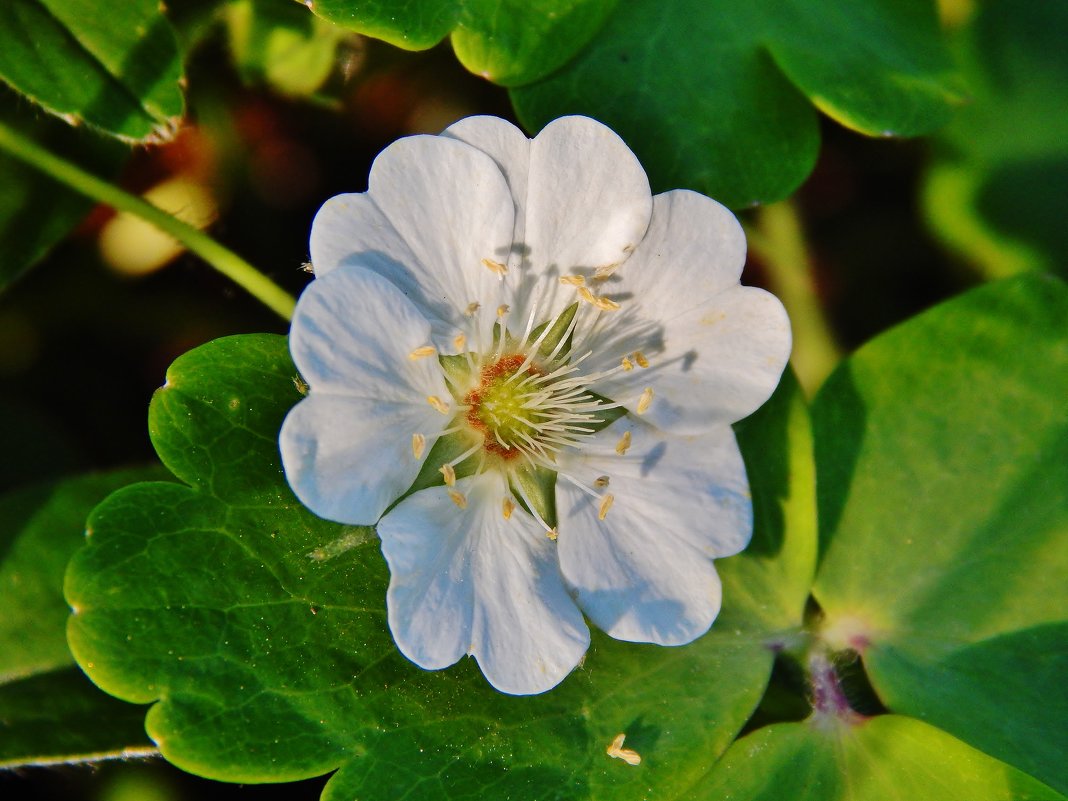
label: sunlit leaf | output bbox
[67,334,814,798]
[0,0,184,141]
[813,274,1068,792]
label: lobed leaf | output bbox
[511,0,960,208]
[66,334,816,798]
[812,274,1068,792]
[0,469,163,766]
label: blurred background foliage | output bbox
[1,0,1065,798]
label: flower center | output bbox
[464,355,541,460]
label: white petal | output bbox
[280,395,439,524]
[442,116,532,273]
[581,190,792,432]
[518,116,653,318]
[555,420,752,645]
[288,266,449,401]
[309,134,517,349]
[280,266,451,523]
[379,471,590,695]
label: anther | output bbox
[448,490,467,509]
[439,464,456,486]
[615,430,632,455]
[497,304,510,318]
[578,286,621,312]
[453,333,466,351]
[598,494,615,520]
[633,351,649,368]
[412,433,426,459]
[481,258,508,277]
[546,528,559,541]
[408,345,436,360]
[594,263,621,280]
[464,301,481,316]
[502,497,515,520]
[427,395,450,414]
[594,475,610,488]
[559,274,585,287]
[637,387,654,414]
[606,733,641,766]
[621,356,634,371]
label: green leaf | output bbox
[0,668,153,768]
[0,0,184,141]
[812,274,1068,792]
[309,0,619,85]
[511,0,959,208]
[0,469,164,766]
[923,1,1068,279]
[227,0,350,98]
[693,715,1063,801]
[67,334,813,797]
[0,86,126,291]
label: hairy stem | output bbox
[0,121,296,321]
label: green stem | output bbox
[746,201,840,395]
[0,121,295,321]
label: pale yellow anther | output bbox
[453,333,466,351]
[637,387,654,414]
[634,351,649,368]
[497,304,510,318]
[594,262,621,281]
[615,430,632,455]
[427,395,450,414]
[621,356,634,371]
[412,433,426,459]
[502,497,515,520]
[606,733,641,766]
[408,345,436,360]
[578,286,621,312]
[546,528,559,542]
[559,274,586,287]
[448,489,468,509]
[481,258,508,276]
[598,494,615,521]
[464,301,481,316]
[594,475,610,489]
[439,463,456,486]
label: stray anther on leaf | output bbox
[606,733,641,766]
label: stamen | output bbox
[633,351,649,368]
[615,430,632,455]
[578,286,621,312]
[497,304,510,318]
[594,262,621,280]
[606,733,641,766]
[427,395,450,414]
[559,274,585,287]
[546,528,559,541]
[481,258,508,277]
[453,333,466,351]
[439,464,456,486]
[598,494,615,520]
[637,387,654,414]
[408,345,436,360]
[412,433,426,459]
[621,356,634,371]
[448,489,467,509]
[502,497,515,520]
[594,475,610,488]
[464,301,481,316]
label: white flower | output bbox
[280,116,791,695]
